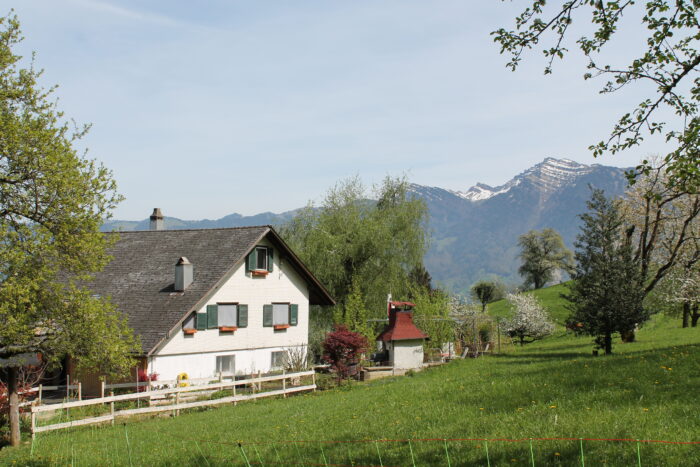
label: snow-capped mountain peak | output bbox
[456,157,595,202]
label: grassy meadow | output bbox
[1,286,698,466]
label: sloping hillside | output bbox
[3,299,698,465]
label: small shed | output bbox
[376,300,429,370]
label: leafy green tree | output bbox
[408,264,433,292]
[280,175,428,321]
[334,278,374,343]
[0,14,137,446]
[517,228,574,289]
[409,286,453,352]
[493,1,700,192]
[566,190,649,355]
[470,280,502,312]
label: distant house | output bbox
[76,209,334,389]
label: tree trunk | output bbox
[7,366,21,447]
[682,302,691,328]
[519,335,525,345]
[692,304,699,328]
[604,333,612,355]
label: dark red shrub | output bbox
[322,325,369,380]
[136,369,158,392]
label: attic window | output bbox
[182,313,196,334]
[246,246,273,274]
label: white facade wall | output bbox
[388,340,424,369]
[148,238,310,381]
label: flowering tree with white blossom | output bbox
[504,293,555,345]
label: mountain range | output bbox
[102,157,631,294]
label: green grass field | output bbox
[1,285,699,466]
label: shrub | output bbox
[137,369,158,392]
[322,325,368,381]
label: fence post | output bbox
[175,391,180,417]
[219,371,223,383]
[110,391,115,426]
[312,371,316,392]
[233,380,237,406]
[101,380,105,401]
[282,369,286,398]
[38,384,43,405]
[77,382,82,401]
[497,318,501,354]
[66,374,70,401]
[30,401,37,440]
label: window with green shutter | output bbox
[289,304,298,326]
[206,304,218,329]
[246,246,273,273]
[267,247,274,272]
[246,248,256,272]
[238,304,248,328]
[263,304,273,327]
[196,312,207,330]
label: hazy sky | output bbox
[10,1,669,219]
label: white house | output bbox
[76,210,334,388]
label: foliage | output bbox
[0,13,137,445]
[280,175,428,321]
[408,264,433,292]
[493,1,700,191]
[470,280,503,312]
[487,282,572,327]
[283,345,311,372]
[503,293,554,345]
[409,286,452,351]
[566,190,649,355]
[333,277,374,343]
[517,228,574,289]
[322,325,369,380]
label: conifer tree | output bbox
[566,189,648,355]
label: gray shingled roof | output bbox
[87,226,333,355]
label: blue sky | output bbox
[11,1,668,220]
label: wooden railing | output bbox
[30,370,316,436]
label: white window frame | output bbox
[215,354,235,375]
[270,351,287,370]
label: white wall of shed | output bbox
[390,340,424,369]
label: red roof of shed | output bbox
[376,306,428,342]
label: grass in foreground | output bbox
[1,312,698,466]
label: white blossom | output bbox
[504,293,554,344]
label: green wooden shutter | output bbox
[263,304,273,327]
[267,248,274,272]
[246,249,257,272]
[289,304,299,326]
[207,304,218,329]
[196,312,207,330]
[237,304,248,328]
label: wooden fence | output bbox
[30,370,316,437]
